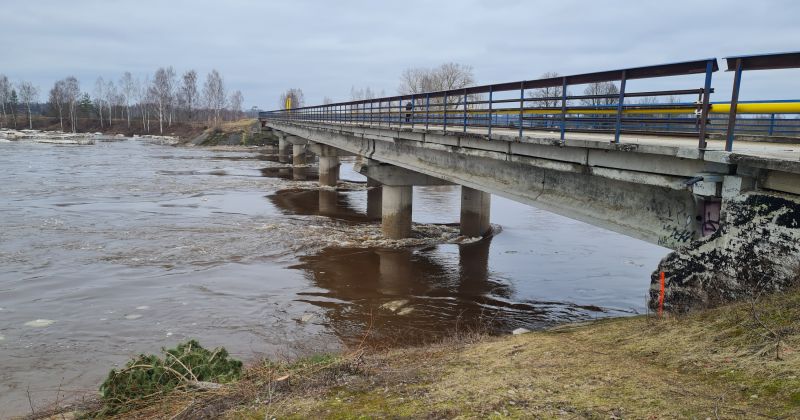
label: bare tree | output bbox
[120,72,136,128]
[279,88,304,110]
[350,86,375,101]
[105,80,117,127]
[0,75,9,128]
[528,72,566,108]
[323,96,333,105]
[398,62,475,108]
[180,70,199,121]
[63,77,80,133]
[581,82,619,106]
[152,67,176,134]
[94,77,106,128]
[228,90,243,120]
[49,80,68,131]
[203,69,226,125]
[17,81,39,129]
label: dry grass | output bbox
[44,288,800,419]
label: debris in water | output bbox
[380,299,409,312]
[124,314,142,320]
[24,319,55,328]
[512,328,531,335]
[299,313,316,323]
[136,305,150,310]
[397,307,415,316]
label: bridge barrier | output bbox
[261,51,800,151]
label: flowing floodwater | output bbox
[0,139,667,415]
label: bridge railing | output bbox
[261,52,800,151]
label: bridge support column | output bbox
[292,144,306,165]
[460,186,491,237]
[319,156,340,187]
[279,139,291,163]
[382,185,413,239]
[366,178,382,219]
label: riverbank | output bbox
[40,287,799,419]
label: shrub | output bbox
[98,340,242,414]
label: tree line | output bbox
[0,68,245,133]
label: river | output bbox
[0,139,667,415]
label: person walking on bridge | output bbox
[405,101,413,123]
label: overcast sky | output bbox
[3,0,799,109]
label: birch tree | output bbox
[180,70,198,121]
[203,69,226,125]
[63,77,80,133]
[229,90,243,120]
[94,77,105,128]
[120,72,137,128]
[152,67,175,134]
[49,80,68,131]
[0,75,9,128]
[18,81,39,129]
[104,80,116,127]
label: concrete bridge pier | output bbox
[460,187,492,237]
[366,177,382,219]
[313,145,343,187]
[355,160,453,239]
[292,144,306,165]
[276,133,292,163]
[382,186,413,239]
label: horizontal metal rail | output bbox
[261,52,800,151]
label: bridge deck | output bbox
[291,121,800,164]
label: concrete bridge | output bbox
[260,52,800,312]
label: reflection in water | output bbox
[260,165,318,181]
[291,237,580,347]
[268,188,372,222]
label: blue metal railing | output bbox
[261,52,800,151]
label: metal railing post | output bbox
[613,70,627,144]
[443,92,448,132]
[725,58,743,152]
[488,86,493,138]
[769,113,775,136]
[411,95,415,129]
[425,93,430,130]
[518,81,524,140]
[560,77,568,142]
[398,99,402,128]
[463,88,468,132]
[697,60,714,149]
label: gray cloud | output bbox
[2,0,799,108]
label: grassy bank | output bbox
[184,119,275,147]
[47,288,799,419]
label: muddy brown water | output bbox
[0,140,667,416]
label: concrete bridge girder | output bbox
[269,122,705,248]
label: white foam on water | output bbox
[24,319,55,328]
[136,305,150,310]
[124,314,142,320]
